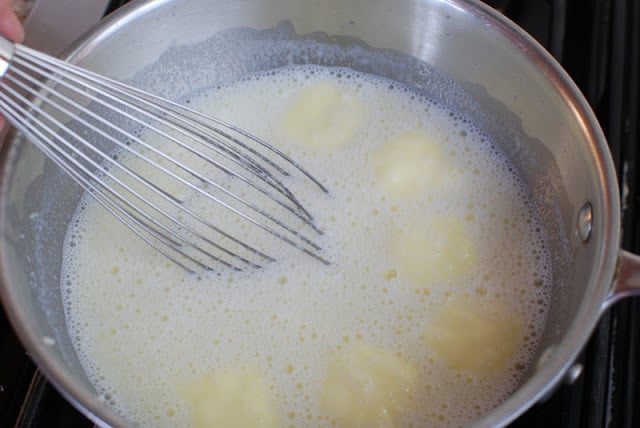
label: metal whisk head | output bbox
[0,36,329,273]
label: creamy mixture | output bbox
[62,65,551,427]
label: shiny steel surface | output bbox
[22,0,110,56]
[0,1,638,427]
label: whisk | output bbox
[0,35,329,273]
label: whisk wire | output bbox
[8,62,325,249]
[17,43,329,194]
[10,51,316,229]
[13,46,310,209]
[0,80,269,271]
[16,46,326,231]
[0,38,331,272]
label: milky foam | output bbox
[62,65,551,427]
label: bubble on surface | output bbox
[61,65,552,427]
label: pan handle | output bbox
[606,250,640,307]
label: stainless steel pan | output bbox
[1,0,639,426]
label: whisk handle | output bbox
[0,35,15,78]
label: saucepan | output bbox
[1,0,639,426]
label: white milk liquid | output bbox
[62,65,551,427]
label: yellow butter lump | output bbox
[390,216,477,285]
[283,81,364,147]
[182,367,282,428]
[320,342,417,427]
[374,131,453,198]
[424,297,524,376]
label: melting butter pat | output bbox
[182,367,282,428]
[321,342,417,427]
[390,217,477,285]
[283,82,364,147]
[424,297,524,376]
[374,131,454,198]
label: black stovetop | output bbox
[1,0,639,426]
